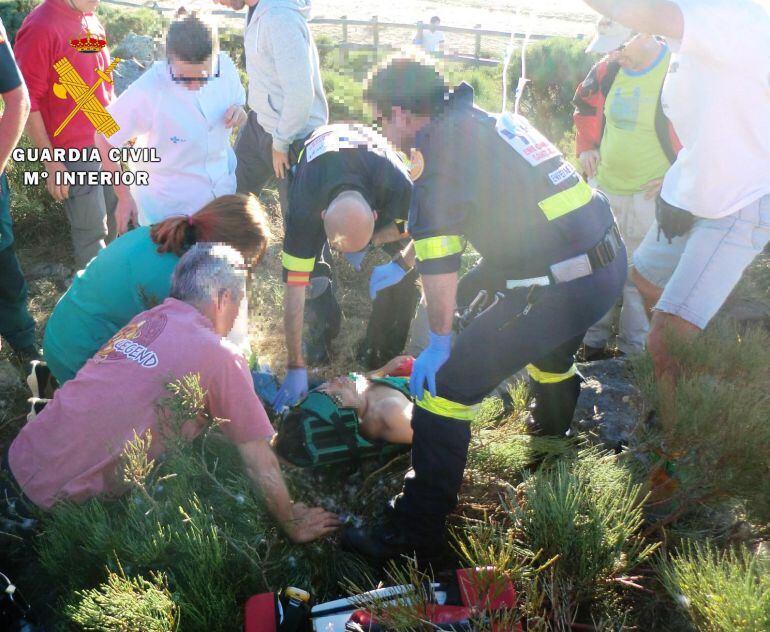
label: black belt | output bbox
[505,223,623,289]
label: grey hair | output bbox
[170,242,246,309]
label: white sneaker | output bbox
[26,361,51,399]
[27,397,49,423]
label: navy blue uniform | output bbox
[282,124,412,285]
[0,18,36,353]
[391,84,628,545]
[281,124,416,365]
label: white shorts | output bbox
[633,194,770,329]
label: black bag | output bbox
[656,195,695,243]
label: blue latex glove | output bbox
[273,367,308,411]
[344,248,368,272]
[409,331,452,400]
[369,261,407,300]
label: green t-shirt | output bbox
[42,227,179,383]
[596,45,672,196]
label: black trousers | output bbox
[305,244,420,366]
[393,250,628,543]
[234,112,308,217]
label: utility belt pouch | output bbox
[550,253,592,284]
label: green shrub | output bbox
[64,568,179,632]
[323,70,367,122]
[0,0,38,43]
[507,37,594,143]
[657,542,770,631]
[509,447,658,626]
[96,4,166,49]
[631,323,770,524]
[35,375,372,631]
[6,135,62,243]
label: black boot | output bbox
[341,511,446,567]
[530,373,583,436]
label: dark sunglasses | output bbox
[168,57,221,84]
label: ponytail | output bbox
[150,194,270,264]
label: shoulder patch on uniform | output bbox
[410,148,425,181]
[496,112,561,167]
[305,131,339,163]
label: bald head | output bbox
[323,190,376,253]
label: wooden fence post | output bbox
[339,15,349,67]
[372,15,379,61]
[474,24,482,65]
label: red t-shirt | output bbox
[10,299,274,509]
[13,0,113,150]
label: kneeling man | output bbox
[5,243,340,543]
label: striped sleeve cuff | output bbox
[282,251,315,286]
[413,235,464,274]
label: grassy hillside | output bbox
[1,5,769,631]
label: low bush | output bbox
[64,568,179,632]
[507,37,594,143]
[96,4,165,49]
[34,375,371,630]
[657,542,770,631]
[631,323,770,525]
[509,447,658,627]
[0,0,37,43]
[6,136,61,243]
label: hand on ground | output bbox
[286,503,343,543]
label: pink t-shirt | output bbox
[10,299,273,509]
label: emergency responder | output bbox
[342,59,628,563]
[273,123,418,411]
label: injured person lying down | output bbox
[270,356,416,468]
[316,355,415,445]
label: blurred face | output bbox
[613,34,654,68]
[373,105,431,153]
[207,288,242,337]
[68,0,100,12]
[169,56,215,91]
[319,376,365,410]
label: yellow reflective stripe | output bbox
[416,391,479,421]
[296,147,305,164]
[538,180,593,221]
[526,364,577,384]
[282,251,316,272]
[414,235,464,262]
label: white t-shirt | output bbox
[420,29,446,54]
[107,53,245,225]
[660,0,770,219]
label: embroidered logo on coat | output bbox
[410,148,425,181]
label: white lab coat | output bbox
[107,52,245,225]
